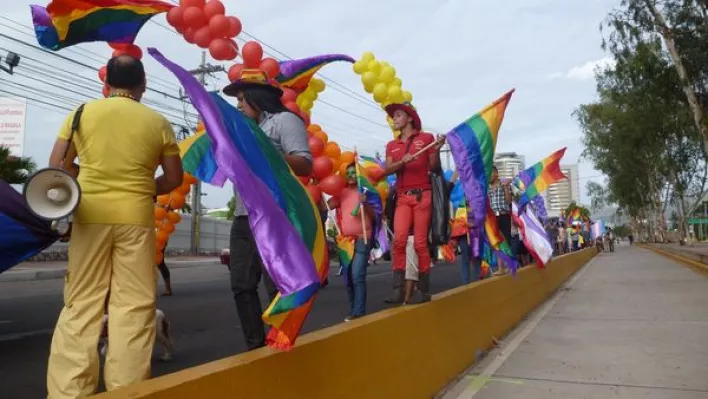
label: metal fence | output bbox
[30,216,232,261]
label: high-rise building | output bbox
[493,152,525,180]
[543,164,580,217]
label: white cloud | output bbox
[549,57,616,81]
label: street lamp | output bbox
[0,51,20,75]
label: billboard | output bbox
[0,98,27,157]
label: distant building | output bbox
[543,164,580,216]
[494,152,525,181]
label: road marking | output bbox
[456,256,599,399]
[0,328,55,342]
[0,320,11,325]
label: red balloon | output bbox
[98,66,107,82]
[180,0,205,7]
[183,27,197,43]
[260,58,280,78]
[313,156,334,180]
[319,175,346,197]
[301,113,311,126]
[102,85,110,98]
[242,41,263,68]
[284,101,300,115]
[281,88,297,103]
[108,42,130,51]
[228,63,243,82]
[193,26,212,48]
[367,167,384,183]
[306,184,322,204]
[298,175,311,185]
[166,7,185,28]
[208,14,230,38]
[112,45,142,60]
[209,38,236,61]
[226,16,242,38]
[308,136,325,157]
[183,6,207,29]
[203,0,225,19]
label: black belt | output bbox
[494,211,509,216]
[401,188,429,196]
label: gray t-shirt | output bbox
[232,111,312,216]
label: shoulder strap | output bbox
[62,103,85,163]
[395,137,416,179]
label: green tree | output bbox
[586,181,610,212]
[0,145,36,184]
[226,196,236,221]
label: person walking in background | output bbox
[46,55,183,398]
[222,68,312,351]
[328,163,375,321]
[489,167,512,275]
[382,102,445,305]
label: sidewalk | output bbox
[440,245,708,398]
[0,256,221,283]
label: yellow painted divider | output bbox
[96,248,596,399]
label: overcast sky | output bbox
[1,0,618,209]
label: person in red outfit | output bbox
[382,102,445,304]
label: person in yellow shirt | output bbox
[46,55,184,398]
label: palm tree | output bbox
[0,145,36,184]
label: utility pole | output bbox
[185,51,225,255]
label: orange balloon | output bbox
[307,124,322,133]
[157,238,167,250]
[184,173,198,185]
[167,211,182,224]
[163,222,176,234]
[156,230,169,243]
[340,151,355,165]
[155,252,164,265]
[170,194,186,209]
[178,182,191,195]
[338,162,349,176]
[313,130,328,144]
[157,195,170,205]
[330,157,341,176]
[324,142,341,159]
[154,207,167,220]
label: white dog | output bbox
[99,309,173,361]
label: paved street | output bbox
[441,245,708,399]
[0,260,463,398]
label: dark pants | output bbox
[458,236,482,284]
[229,216,278,350]
[157,245,170,283]
[496,214,512,244]
[346,239,372,317]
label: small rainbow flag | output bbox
[514,148,567,208]
[336,235,355,268]
[31,0,173,51]
[447,90,518,273]
[358,154,384,170]
[151,48,325,350]
[276,54,355,93]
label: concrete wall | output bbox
[93,248,597,399]
[31,216,231,261]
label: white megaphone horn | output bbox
[23,167,81,232]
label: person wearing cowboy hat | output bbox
[381,101,445,305]
[222,68,313,351]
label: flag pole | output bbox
[354,149,368,245]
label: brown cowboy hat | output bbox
[223,68,283,97]
[385,101,422,130]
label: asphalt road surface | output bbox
[0,260,465,398]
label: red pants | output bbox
[392,191,432,273]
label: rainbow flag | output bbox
[358,154,384,169]
[151,48,326,350]
[30,0,172,51]
[178,125,227,186]
[447,90,518,273]
[336,235,355,267]
[277,54,355,93]
[514,148,567,208]
[353,156,383,227]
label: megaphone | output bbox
[23,168,81,230]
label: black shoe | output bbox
[384,270,405,304]
[406,272,431,305]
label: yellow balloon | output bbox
[363,80,375,93]
[392,77,402,87]
[402,91,413,103]
[352,61,367,75]
[310,78,326,92]
[373,83,388,102]
[367,61,381,75]
[387,85,403,103]
[361,51,375,63]
[300,98,313,110]
[379,66,396,83]
[362,71,378,87]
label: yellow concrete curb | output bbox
[638,244,708,275]
[93,249,597,399]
